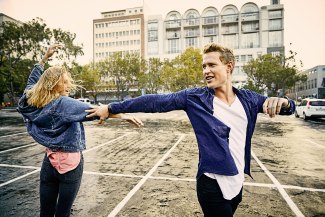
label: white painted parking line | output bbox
[304,139,325,149]
[252,151,305,217]
[0,163,325,193]
[107,134,186,217]
[84,171,142,179]
[0,134,134,189]
[0,163,39,170]
[0,132,27,138]
[83,132,134,154]
[0,169,40,188]
[282,185,325,193]
[0,142,37,154]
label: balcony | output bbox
[241,12,259,22]
[183,18,200,27]
[185,30,200,37]
[203,28,218,36]
[165,20,181,29]
[221,14,239,23]
[166,32,181,39]
[241,25,259,33]
[222,29,239,35]
[202,16,218,25]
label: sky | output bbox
[0,0,324,70]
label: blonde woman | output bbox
[17,44,143,217]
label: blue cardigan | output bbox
[110,87,295,178]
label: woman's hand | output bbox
[39,44,62,65]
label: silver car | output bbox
[295,98,325,120]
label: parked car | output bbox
[77,98,95,105]
[295,98,325,120]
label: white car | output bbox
[77,98,94,105]
[295,98,325,120]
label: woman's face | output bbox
[55,73,70,96]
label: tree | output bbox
[76,63,101,103]
[138,57,163,94]
[0,17,83,105]
[243,52,307,96]
[161,47,203,92]
[98,52,145,100]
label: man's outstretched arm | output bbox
[86,90,188,124]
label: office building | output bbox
[93,7,145,62]
[93,0,284,87]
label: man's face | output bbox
[202,52,230,89]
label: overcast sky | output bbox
[1,0,324,70]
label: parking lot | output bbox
[0,110,324,216]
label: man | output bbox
[86,43,295,217]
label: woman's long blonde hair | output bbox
[26,66,76,108]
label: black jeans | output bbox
[39,153,83,217]
[197,174,243,217]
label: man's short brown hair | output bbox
[203,43,235,66]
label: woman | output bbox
[17,44,143,217]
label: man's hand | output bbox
[86,105,109,124]
[263,97,289,118]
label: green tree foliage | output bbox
[243,52,307,96]
[138,57,163,94]
[161,47,203,92]
[98,52,145,100]
[76,63,101,102]
[0,17,83,105]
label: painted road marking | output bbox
[0,133,133,188]
[0,132,27,138]
[0,142,37,154]
[0,163,324,193]
[304,139,325,149]
[0,169,40,188]
[83,132,134,154]
[252,151,305,217]
[107,134,186,217]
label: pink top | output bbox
[46,149,81,174]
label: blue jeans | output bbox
[197,174,243,217]
[39,153,83,217]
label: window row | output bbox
[95,49,140,58]
[95,29,140,39]
[95,40,141,48]
[94,19,141,28]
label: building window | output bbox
[272,0,279,5]
[185,37,198,48]
[268,31,282,47]
[269,19,282,30]
[222,34,238,49]
[241,33,259,48]
[148,41,158,55]
[168,39,180,54]
[269,10,282,19]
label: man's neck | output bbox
[214,86,236,106]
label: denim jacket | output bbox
[17,64,96,152]
[110,87,295,178]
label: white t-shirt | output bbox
[204,95,247,200]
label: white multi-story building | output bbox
[145,1,284,87]
[93,0,284,87]
[93,7,144,62]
